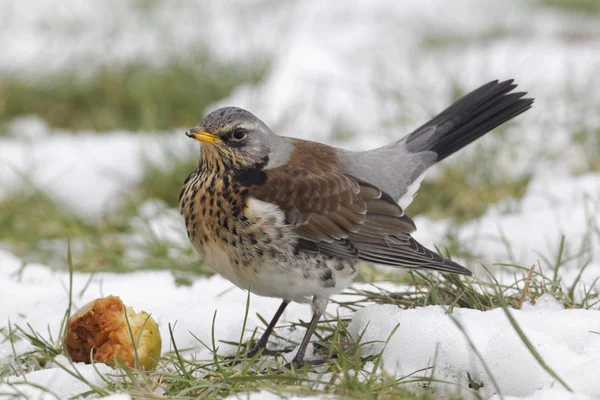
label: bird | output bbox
[179,79,533,368]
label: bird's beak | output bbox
[185,127,222,144]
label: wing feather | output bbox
[247,139,471,275]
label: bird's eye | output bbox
[232,128,247,140]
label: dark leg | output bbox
[250,300,290,355]
[227,300,293,361]
[288,311,322,367]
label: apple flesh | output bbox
[64,295,161,371]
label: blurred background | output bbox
[1,0,599,280]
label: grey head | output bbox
[186,107,292,170]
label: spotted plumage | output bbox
[179,149,357,305]
[180,79,534,367]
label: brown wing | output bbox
[249,139,470,275]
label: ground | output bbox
[1,1,599,399]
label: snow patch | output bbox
[347,303,600,398]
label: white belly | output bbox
[202,236,355,303]
[198,198,358,304]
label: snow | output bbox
[0,355,118,399]
[2,0,600,216]
[224,392,330,400]
[413,173,600,280]
[2,227,600,399]
[348,298,600,398]
[0,250,311,361]
[0,119,193,215]
[2,0,600,399]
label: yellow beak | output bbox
[185,127,222,144]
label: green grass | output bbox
[0,187,125,268]
[2,2,600,397]
[0,55,267,133]
[420,26,531,50]
[133,147,199,209]
[540,0,600,14]
[1,143,597,397]
[2,246,596,398]
[3,319,435,399]
[571,125,600,173]
[406,167,531,222]
[0,184,207,274]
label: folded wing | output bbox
[249,139,471,275]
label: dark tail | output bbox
[404,80,534,162]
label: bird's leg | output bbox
[249,300,294,356]
[283,295,329,368]
[227,300,293,362]
[286,311,322,368]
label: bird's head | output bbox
[186,107,276,170]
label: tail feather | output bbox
[405,79,534,162]
[338,79,533,204]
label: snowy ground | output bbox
[2,236,600,399]
[1,0,600,399]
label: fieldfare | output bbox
[180,79,533,367]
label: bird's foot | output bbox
[263,355,337,374]
[254,345,296,357]
[224,345,295,366]
[283,358,326,370]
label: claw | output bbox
[260,345,296,356]
[223,344,295,366]
[261,357,327,374]
[285,358,326,369]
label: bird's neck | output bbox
[196,158,248,216]
[182,146,268,223]
[199,145,232,171]
[199,144,268,188]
